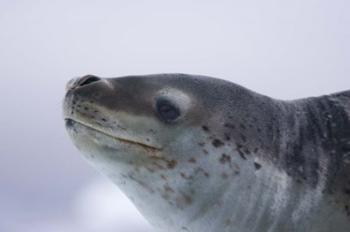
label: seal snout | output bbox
[63,74,105,123]
[66,75,101,91]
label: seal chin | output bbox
[64,118,162,153]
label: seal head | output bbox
[63,74,350,232]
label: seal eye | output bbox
[156,99,180,122]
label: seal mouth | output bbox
[65,118,162,152]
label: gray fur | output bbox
[63,74,350,232]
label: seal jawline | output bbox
[64,118,162,153]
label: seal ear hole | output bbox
[155,98,181,123]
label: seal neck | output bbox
[275,93,350,188]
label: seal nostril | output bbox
[78,75,101,87]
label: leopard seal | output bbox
[63,74,350,232]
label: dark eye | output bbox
[156,99,180,122]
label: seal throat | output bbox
[65,118,162,153]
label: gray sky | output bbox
[0,0,349,231]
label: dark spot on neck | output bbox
[212,139,224,147]
[238,150,246,160]
[224,123,235,129]
[197,142,205,147]
[196,167,210,178]
[180,172,193,180]
[164,184,175,193]
[202,125,210,132]
[236,143,247,160]
[254,162,262,170]
[220,154,231,164]
[167,160,178,169]
[160,174,168,181]
[188,158,197,163]
[181,193,193,205]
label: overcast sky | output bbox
[0,1,349,231]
